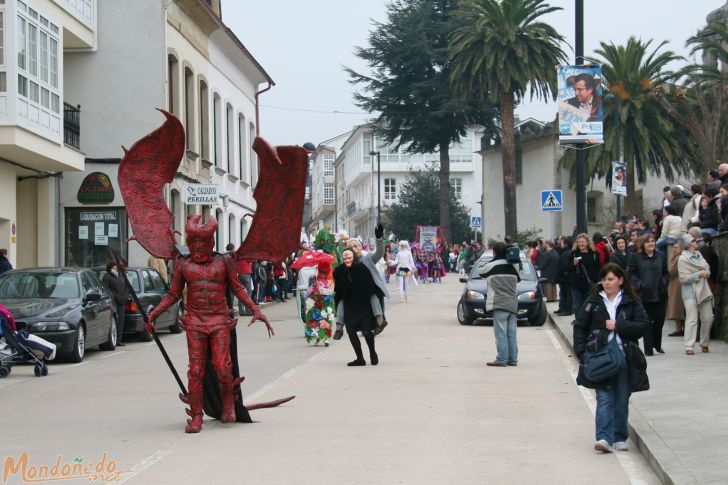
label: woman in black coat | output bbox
[555,236,573,316]
[570,233,601,315]
[573,263,649,453]
[609,236,630,269]
[101,261,128,346]
[627,234,668,355]
[333,249,383,366]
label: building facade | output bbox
[334,124,484,243]
[61,0,272,267]
[0,0,95,269]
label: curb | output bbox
[546,310,698,485]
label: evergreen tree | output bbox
[384,167,471,244]
[346,0,497,244]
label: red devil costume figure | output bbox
[119,110,306,433]
[145,215,273,433]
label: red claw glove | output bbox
[248,310,275,338]
[144,316,155,335]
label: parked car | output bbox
[0,268,117,362]
[456,251,547,326]
[94,266,181,341]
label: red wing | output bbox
[236,137,308,263]
[118,110,185,259]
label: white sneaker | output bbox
[594,440,614,453]
[613,441,629,451]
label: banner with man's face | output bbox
[557,65,604,144]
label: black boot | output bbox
[364,331,378,365]
[347,328,366,366]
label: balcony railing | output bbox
[64,103,81,149]
[346,202,356,216]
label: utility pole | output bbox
[574,0,587,234]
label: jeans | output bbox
[595,364,630,444]
[701,228,718,237]
[572,288,589,315]
[655,237,675,255]
[492,310,518,364]
[237,274,253,315]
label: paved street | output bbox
[0,277,660,485]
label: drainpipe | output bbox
[254,82,273,136]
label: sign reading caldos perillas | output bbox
[184,184,220,205]
[78,172,115,204]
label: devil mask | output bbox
[186,215,218,263]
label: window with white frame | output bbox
[16,6,60,114]
[323,153,334,177]
[238,114,246,182]
[384,178,396,201]
[323,182,334,205]
[450,178,462,199]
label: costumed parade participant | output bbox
[118,110,305,433]
[146,215,273,432]
[333,248,383,366]
[291,250,336,346]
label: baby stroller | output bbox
[0,314,54,378]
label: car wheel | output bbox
[457,301,474,325]
[0,366,10,378]
[69,325,86,363]
[529,301,548,326]
[168,305,183,334]
[100,314,117,351]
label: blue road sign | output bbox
[471,216,481,229]
[541,190,563,212]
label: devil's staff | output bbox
[108,249,187,396]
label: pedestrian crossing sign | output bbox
[540,190,563,212]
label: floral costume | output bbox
[304,272,335,345]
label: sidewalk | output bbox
[547,302,728,485]
[132,278,657,485]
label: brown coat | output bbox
[665,253,685,321]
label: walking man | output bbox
[480,242,521,367]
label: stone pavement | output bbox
[547,302,728,485]
[132,277,657,485]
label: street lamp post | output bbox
[605,94,622,221]
[574,0,587,234]
[369,151,381,224]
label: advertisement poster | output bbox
[557,65,604,144]
[419,226,438,252]
[611,161,627,196]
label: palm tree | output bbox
[560,37,692,217]
[447,0,566,238]
[654,22,728,175]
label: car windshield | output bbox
[469,257,536,281]
[0,271,80,299]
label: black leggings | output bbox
[347,327,375,360]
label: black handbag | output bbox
[583,336,626,382]
[625,340,650,392]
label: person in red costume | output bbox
[145,214,273,433]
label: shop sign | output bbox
[78,172,115,204]
[184,184,220,205]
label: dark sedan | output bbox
[94,267,180,341]
[0,268,117,362]
[456,252,547,326]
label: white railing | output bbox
[54,0,95,29]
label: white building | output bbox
[334,124,484,242]
[309,131,349,233]
[478,118,677,243]
[61,0,272,267]
[0,0,95,269]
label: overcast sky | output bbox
[226,0,725,147]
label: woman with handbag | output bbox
[627,234,668,356]
[573,263,649,453]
